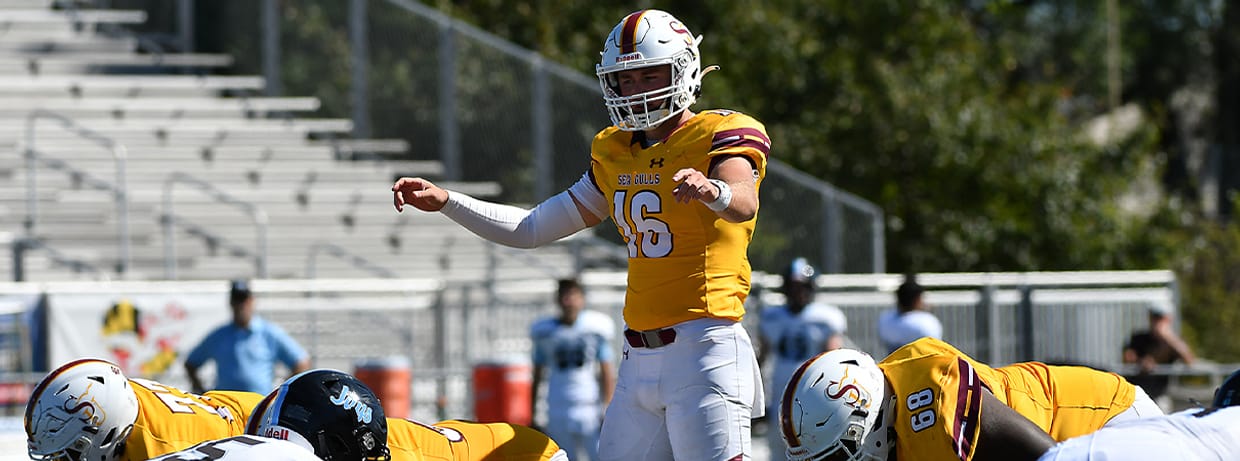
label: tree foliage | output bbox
[151,0,1240,359]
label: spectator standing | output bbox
[758,257,846,457]
[185,280,310,394]
[530,279,616,461]
[877,273,943,355]
[1123,302,1197,411]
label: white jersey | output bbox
[146,435,321,461]
[530,309,615,406]
[877,308,943,354]
[1039,406,1240,461]
[759,301,846,405]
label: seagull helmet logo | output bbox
[668,20,693,46]
[824,367,872,410]
[60,382,107,426]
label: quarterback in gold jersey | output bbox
[393,8,767,461]
[26,358,264,461]
[779,338,1164,461]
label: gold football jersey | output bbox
[878,338,1136,461]
[588,110,770,331]
[123,379,264,461]
[387,418,563,461]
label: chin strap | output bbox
[860,394,900,460]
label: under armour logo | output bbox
[649,157,664,168]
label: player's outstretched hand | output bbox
[671,168,719,205]
[392,177,449,212]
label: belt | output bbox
[624,327,677,348]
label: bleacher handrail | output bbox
[23,108,129,276]
[306,241,397,279]
[162,171,268,279]
[10,237,106,281]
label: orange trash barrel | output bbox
[354,356,412,419]
[472,361,532,425]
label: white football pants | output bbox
[597,318,764,461]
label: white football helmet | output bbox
[779,349,896,461]
[596,9,709,131]
[25,359,139,461]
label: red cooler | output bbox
[354,356,412,419]
[472,361,532,425]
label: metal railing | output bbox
[305,242,397,279]
[22,109,130,276]
[10,237,106,281]
[162,172,269,279]
[0,270,1211,419]
[765,160,886,274]
[750,270,1182,366]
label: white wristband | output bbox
[705,179,732,212]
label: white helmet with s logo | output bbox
[779,349,896,461]
[596,9,712,131]
[25,358,139,461]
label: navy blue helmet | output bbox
[1213,368,1240,408]
[247,369,390,461]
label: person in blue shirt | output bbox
[184,280,310,394]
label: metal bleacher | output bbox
[0,1,587,282]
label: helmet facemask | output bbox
[786,406,888,461]
[596,9,706,132]
[30,425,132,461]
[599,49,699,131]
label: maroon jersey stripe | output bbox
[711,128,772,157]
[952,358,983,461]
[711,138,771,157]
[712,127,771,146]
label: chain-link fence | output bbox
[5,270,1229,422]
[91,0,887,276]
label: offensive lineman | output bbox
[1038,368,1240,461]
[392,8,769,461]
[25,358,264,461]
[780,338,1164,461]
[246,368,568,461]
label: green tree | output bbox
[160,0,1240,358]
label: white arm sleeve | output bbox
[439,189,589,249]
[567,171,608,220]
